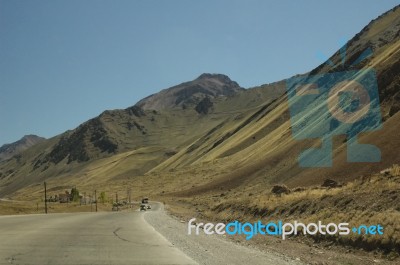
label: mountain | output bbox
[0,74,254,196]
[0,5,399,202]
[145,5,400,193]
[0,135,45,162]
[136,73,244,113]
[161,4,400,192]
[311,5,400,120]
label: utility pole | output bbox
[95,190,98,212]
[44,181,48,214]
[116,192,119,211]
[128,187,132,209]
[127,188,132,204]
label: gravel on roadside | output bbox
[144,203,304,265]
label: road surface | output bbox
[0,205,196,265]
[0,203,301,265]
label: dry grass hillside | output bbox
[151,165,398,265]
[148,5,400,193]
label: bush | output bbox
[70,187,80,202]
[99,191,107,204]
[271,184,290,195]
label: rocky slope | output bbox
[0,135,45,162]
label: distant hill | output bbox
[0,135,45,162]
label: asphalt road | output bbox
[0,204,196,265]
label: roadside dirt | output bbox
[162,199,399,265]
[144,202,303,265]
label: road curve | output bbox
[0,206,196,265]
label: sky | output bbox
[0,0,399,145]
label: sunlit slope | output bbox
[149,6,400,194]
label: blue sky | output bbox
[0,0,399,145]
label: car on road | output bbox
[146,205,151,210]
[140,204,147,211]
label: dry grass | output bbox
[390,164,400,176]
[167,164,400,256]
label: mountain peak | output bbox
[197,73,240,85]
[21,134,41,141]
[197,73,231,81]
[136,73,244,111]
[0,135,45,162]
